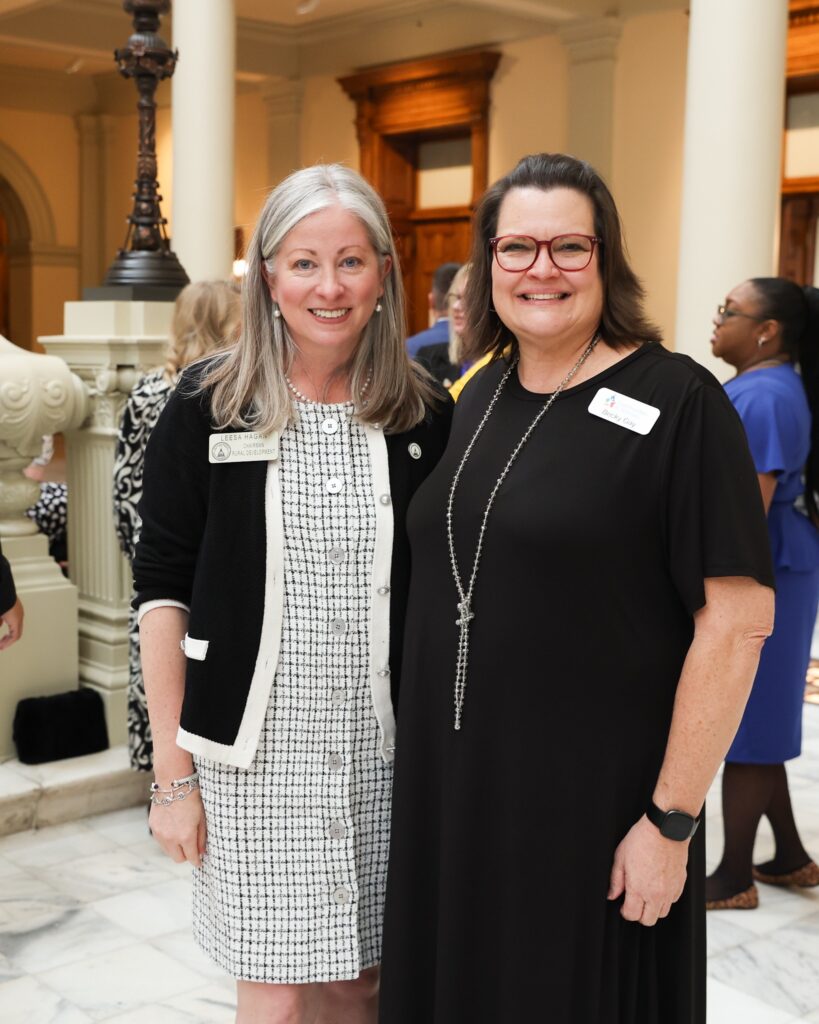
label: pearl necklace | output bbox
[284,369,373,404]
[446,333,600,730]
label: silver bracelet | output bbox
[149,771,200,806]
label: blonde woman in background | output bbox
[113,279,242,773]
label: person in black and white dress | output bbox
[113,280,241,772]
[134,165,451,1023]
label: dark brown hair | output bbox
[749,277,819,521]
[464,153,661,362]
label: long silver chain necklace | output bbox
[447,333,600,730]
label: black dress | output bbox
[379,344,774,1024]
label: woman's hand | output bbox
[607,816,688,926]
[149,788,208,868]
[0,598,24,650]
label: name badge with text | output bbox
[208,431,279,464]
[587,388,660,435]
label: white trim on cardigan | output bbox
[363,421,396,763]
[137,598,190,624]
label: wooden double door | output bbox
[339,50,500,336]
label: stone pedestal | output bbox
[0,335,89,759]
[40,301,172,745]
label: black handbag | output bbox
[13,687,109,764]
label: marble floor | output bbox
[0,710,818,1023]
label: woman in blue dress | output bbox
[707,277,819,909]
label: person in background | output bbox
[706,277,819,910]
[405,261,461,358]
[25,435,68,567]
[0,538,23,650]
[113,280,242,774]
[416,263,472,388]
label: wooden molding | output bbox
[789,0,819,84]
[782,175,819,194]
[408,206,472,223]
[339,50,501,138]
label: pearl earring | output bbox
[758,336,767,347]
[273,305,281,319]
[375,302,382,314]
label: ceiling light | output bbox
[296,0,320,14]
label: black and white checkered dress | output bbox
[192,400,393,983]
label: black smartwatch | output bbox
[646,800,700,841]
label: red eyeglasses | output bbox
[490,234,602,273]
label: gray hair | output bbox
[199,164,435,434]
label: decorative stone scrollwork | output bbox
[0,335,89,533]
[0,336,89,456]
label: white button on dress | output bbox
[326,477,343,494]
[329,819,348,840]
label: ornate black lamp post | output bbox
[90,0,189,300]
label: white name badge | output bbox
[587,388,660,435]
[208,431,279,464]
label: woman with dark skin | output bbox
[706,278,819,909]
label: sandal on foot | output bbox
[705,884,759,910]
[753,860,819,888]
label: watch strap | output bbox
[646,799,700,841]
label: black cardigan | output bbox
[133,373,453,750]
[0,538,16,616]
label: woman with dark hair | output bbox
[378,153,775,1024]
[706,278,819,910]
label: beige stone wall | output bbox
[489,35,569,183]
[235,90,272,245]
[0,107,80,349]
[300,74,359,171]
[0,108,79,247]
[612,11,689,349]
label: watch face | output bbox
[661,810,696,841]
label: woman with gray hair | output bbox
[133,164,451,1022]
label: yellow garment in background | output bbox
[448,352,494,401]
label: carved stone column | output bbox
[0,336,89,759]
[172,0,236,281]
[262,79,303,191]
[675,0,787,371]
[40,301,171,744]
[558,16,622,184]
